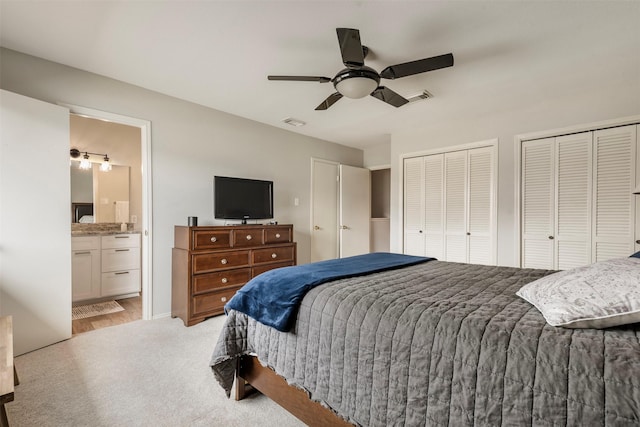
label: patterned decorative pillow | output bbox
[517,257,640,328]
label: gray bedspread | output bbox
[210,261,640,426]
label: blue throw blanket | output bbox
[225,252,434,331]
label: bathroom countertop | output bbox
[71,230,141,236]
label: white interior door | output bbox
[310,158,338,262]
[339,165,370,258]
[0,90,72,355]
[424,154,445,260]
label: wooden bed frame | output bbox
[235,355,352,426]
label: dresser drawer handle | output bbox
[221,296,227,302]
[115,271,129,275]
[210,236,217,243]
[271,253,277,259]
[115,236,130,239]
[246,235,252,240]
[115,249,130,252]
[221,278,228,284]
[275,233,281,239]
[220,258,228,265]
[74,251,91,255]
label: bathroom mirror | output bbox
[70,164,130,223]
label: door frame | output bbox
[310,157,339,262]
[61,103,153,320]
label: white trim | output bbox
[401,138,497,160]
[367,164,391,171]
[514,116,640,267]
[61,103,153,321]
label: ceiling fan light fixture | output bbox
[333,67,380,99]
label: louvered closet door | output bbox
[424,154,445,260]
[521,138,555,269]
[467,147,494,265]
[403,157,425,256]
[592,125,637,261]
[444,151,468,262]
[555,132,592,270]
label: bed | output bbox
[210,254,640,426]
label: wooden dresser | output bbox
[171,224,296,326]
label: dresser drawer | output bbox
[265,227,291,244]
[102,247,140,272]
[102,234,140,249]
[252,261,294,277]
[102,269,140,297]
[192,250,250,273]
[232,229,264,247]
[193,230,231,250]
[193,268,251,294]
[252,245,295,265]
[192,287,238,316]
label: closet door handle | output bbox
[548,236,554,240]
[636,240,640,245]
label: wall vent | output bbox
[406,90,433,103]
[282,117,306,127]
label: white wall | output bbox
[363,141,390,168]
[0,48,363,318]
[391,99,640,267]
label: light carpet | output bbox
[72,300,124,320]
[8,316,304,427]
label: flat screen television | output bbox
[214,176,273,223]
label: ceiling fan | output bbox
[268,28,454,110]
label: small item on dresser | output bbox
[188,216,198,226]
[120,222,127,232]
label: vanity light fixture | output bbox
[70,148,111,172]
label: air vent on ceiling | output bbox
[406,90,433,103]
[282,117,306,127]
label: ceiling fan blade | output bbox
[336,28,365,68]
[380,53,454,80]
[370,86,409,107]
[268,75,331,83]
[315,92,343,110]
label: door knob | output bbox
[548,236,554,240]
[340,225,349,230]
[314,225,320,230]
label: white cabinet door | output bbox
[0,90,71,355]
[592,125,637,261]
[403,157,425,256]
[311,159,339,262]
[521,138,556,269]
[339,165,371,258]
[444,151,468,262]
[72,236,101,302]
[467,147,495,265]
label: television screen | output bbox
[214,176,273,223]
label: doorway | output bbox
[65,104,153,322]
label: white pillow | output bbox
[516,257,640,328]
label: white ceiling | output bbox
[1,1,639,149]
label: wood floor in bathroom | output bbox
[72,296,142,335]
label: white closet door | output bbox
[403,157,425,256]
[467,147,494,265]
[555,132,592,270]
[444,151,467,262]
[424,154,444,260]
[592,125,637,261]
[521,138,555,269]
